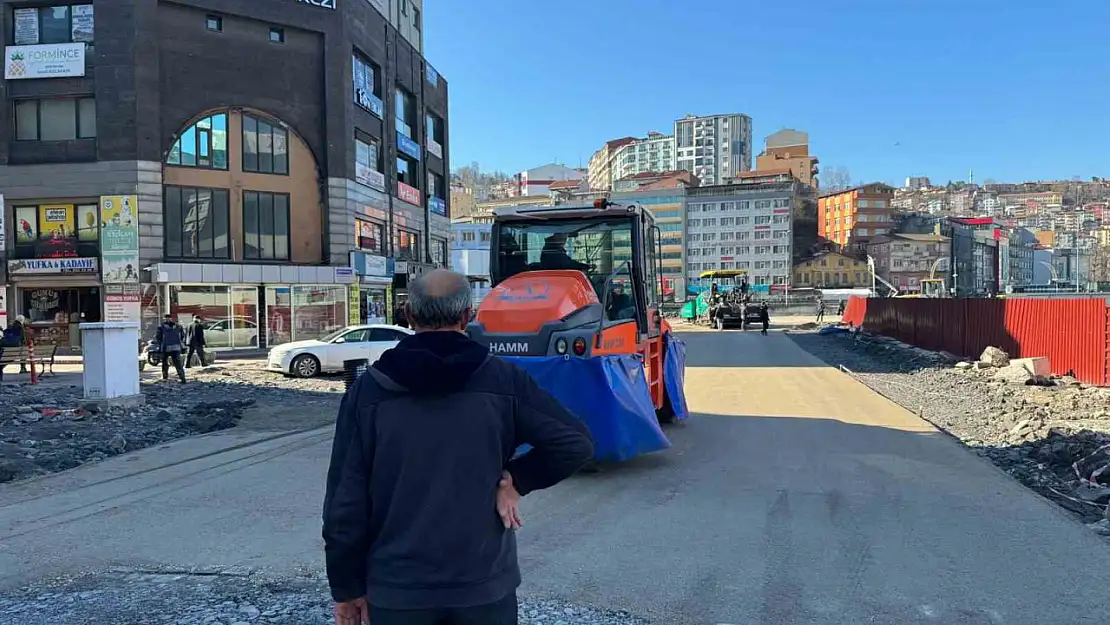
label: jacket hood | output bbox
[372,331,490,394]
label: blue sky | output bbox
[425,0,1110,186]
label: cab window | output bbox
[604,263,637,323]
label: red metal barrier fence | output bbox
[842,296,1110,386]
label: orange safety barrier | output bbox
[845,296,1109,385]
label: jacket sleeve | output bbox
[322,377,374,602]
[505,368,594,496]
[154,325,164,345]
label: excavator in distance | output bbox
[466,199,689,463]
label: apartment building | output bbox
[587,136,636,191]
[610,173,696,299]
[450,219,491,305]
[684,171,809,289]
[513,163,585,196]
[818,184,896,255]
[674,113,753,186]
[610,132,676,182]
[866,233,951,293]
[0,0,449,347]
[754,129,818,187]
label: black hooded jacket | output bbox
[322,330,594,610]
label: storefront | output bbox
[7,257,102,349]
[350,251,393,325]
[149,262,355,350]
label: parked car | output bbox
[266,324,413,378]
[205,318,259,348]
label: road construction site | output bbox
[3,324,1110,624]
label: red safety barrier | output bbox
[845,296,1110,386]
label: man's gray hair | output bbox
[407,270,473,328]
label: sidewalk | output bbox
[50,348,270,366]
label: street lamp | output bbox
[867,255,877,297]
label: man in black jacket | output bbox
[185,315,207,368]
[323,269,594,625]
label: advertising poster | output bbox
[348,284,361,325]
[5,43,86,80]
[104,284,140,323]
[71,5,94,43]
[14,206,36,243]
[100,195,140,290]
[76,204,98,241]
[13,8,38,45]
[40,204,74,239]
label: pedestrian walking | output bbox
[323,269,594,625]
[836,300,846,316]
[185,315,207,368]
[1,315,29,379]
[759,302,770,336]
[393,304,409,328]
[815,299,826,324]
[155,314,187,383]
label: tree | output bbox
[821,166,852,193]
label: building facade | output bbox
[818,183,895,255]
[865,233,950,293]
[674,113,752,186]
[684,172,807,290]
[513,163,584,197]
[793,251,871,289]
[0,0,449,347]
[610,131,676,183]
[754,129,818,187]
[587,136,635,191]
[449,219,491,305]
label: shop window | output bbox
[352,53,382,116]
[242,113,288,175]
[14,97,96,141]
[13,4,94,45]
[22,287,101,347]
[242,191,290,260]
[396,228,420,261]
[12,203,98,260]
[293,285,348,339]
[356,219,384,254]
[169,285,259,349]
[167,112,228,169]
[163,186,230,259]
[395,87,416,138]
[355,134,384,190]
[431,236,448,268]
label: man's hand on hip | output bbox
[497,470,523,530]
[334,597,369,625]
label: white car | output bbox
[267,324,414,378]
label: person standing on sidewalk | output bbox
[815,299,826,324]
[185,315,207,368]
[323,269,594,625]
[155,314,186,383]
[759,301,770,336]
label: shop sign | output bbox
[427,140,443,160]
[428,197,447,216]
[294,0,336,8]
[348,283,361,325]
[351,251,390,277]
[5,43,86,80]
[0,194,5,254]
[104,284,141,323]
[356,162,386,192]
[426,64,439,87]
[394,260,408,275]
[355,88,383,118]
[396,181,421,206]
[100,195,140,285]
[334,266,355,283]
[397,132,422,161]
[8,257,98,275]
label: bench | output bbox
[0,344,59,376]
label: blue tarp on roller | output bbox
[662,333,690,421]
[504,355,671,463]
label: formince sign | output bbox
[294,0,336,8]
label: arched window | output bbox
[167,112,229,170]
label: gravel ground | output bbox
[0,572,651,625]
[0,362,345,484]
[789,329,1110,528]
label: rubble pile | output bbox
[790,330,1110,529]
[0,364,346,484]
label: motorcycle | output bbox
[142,339,163,367]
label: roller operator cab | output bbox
[466,199,677,418]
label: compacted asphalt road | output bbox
[3,328,1110,624]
